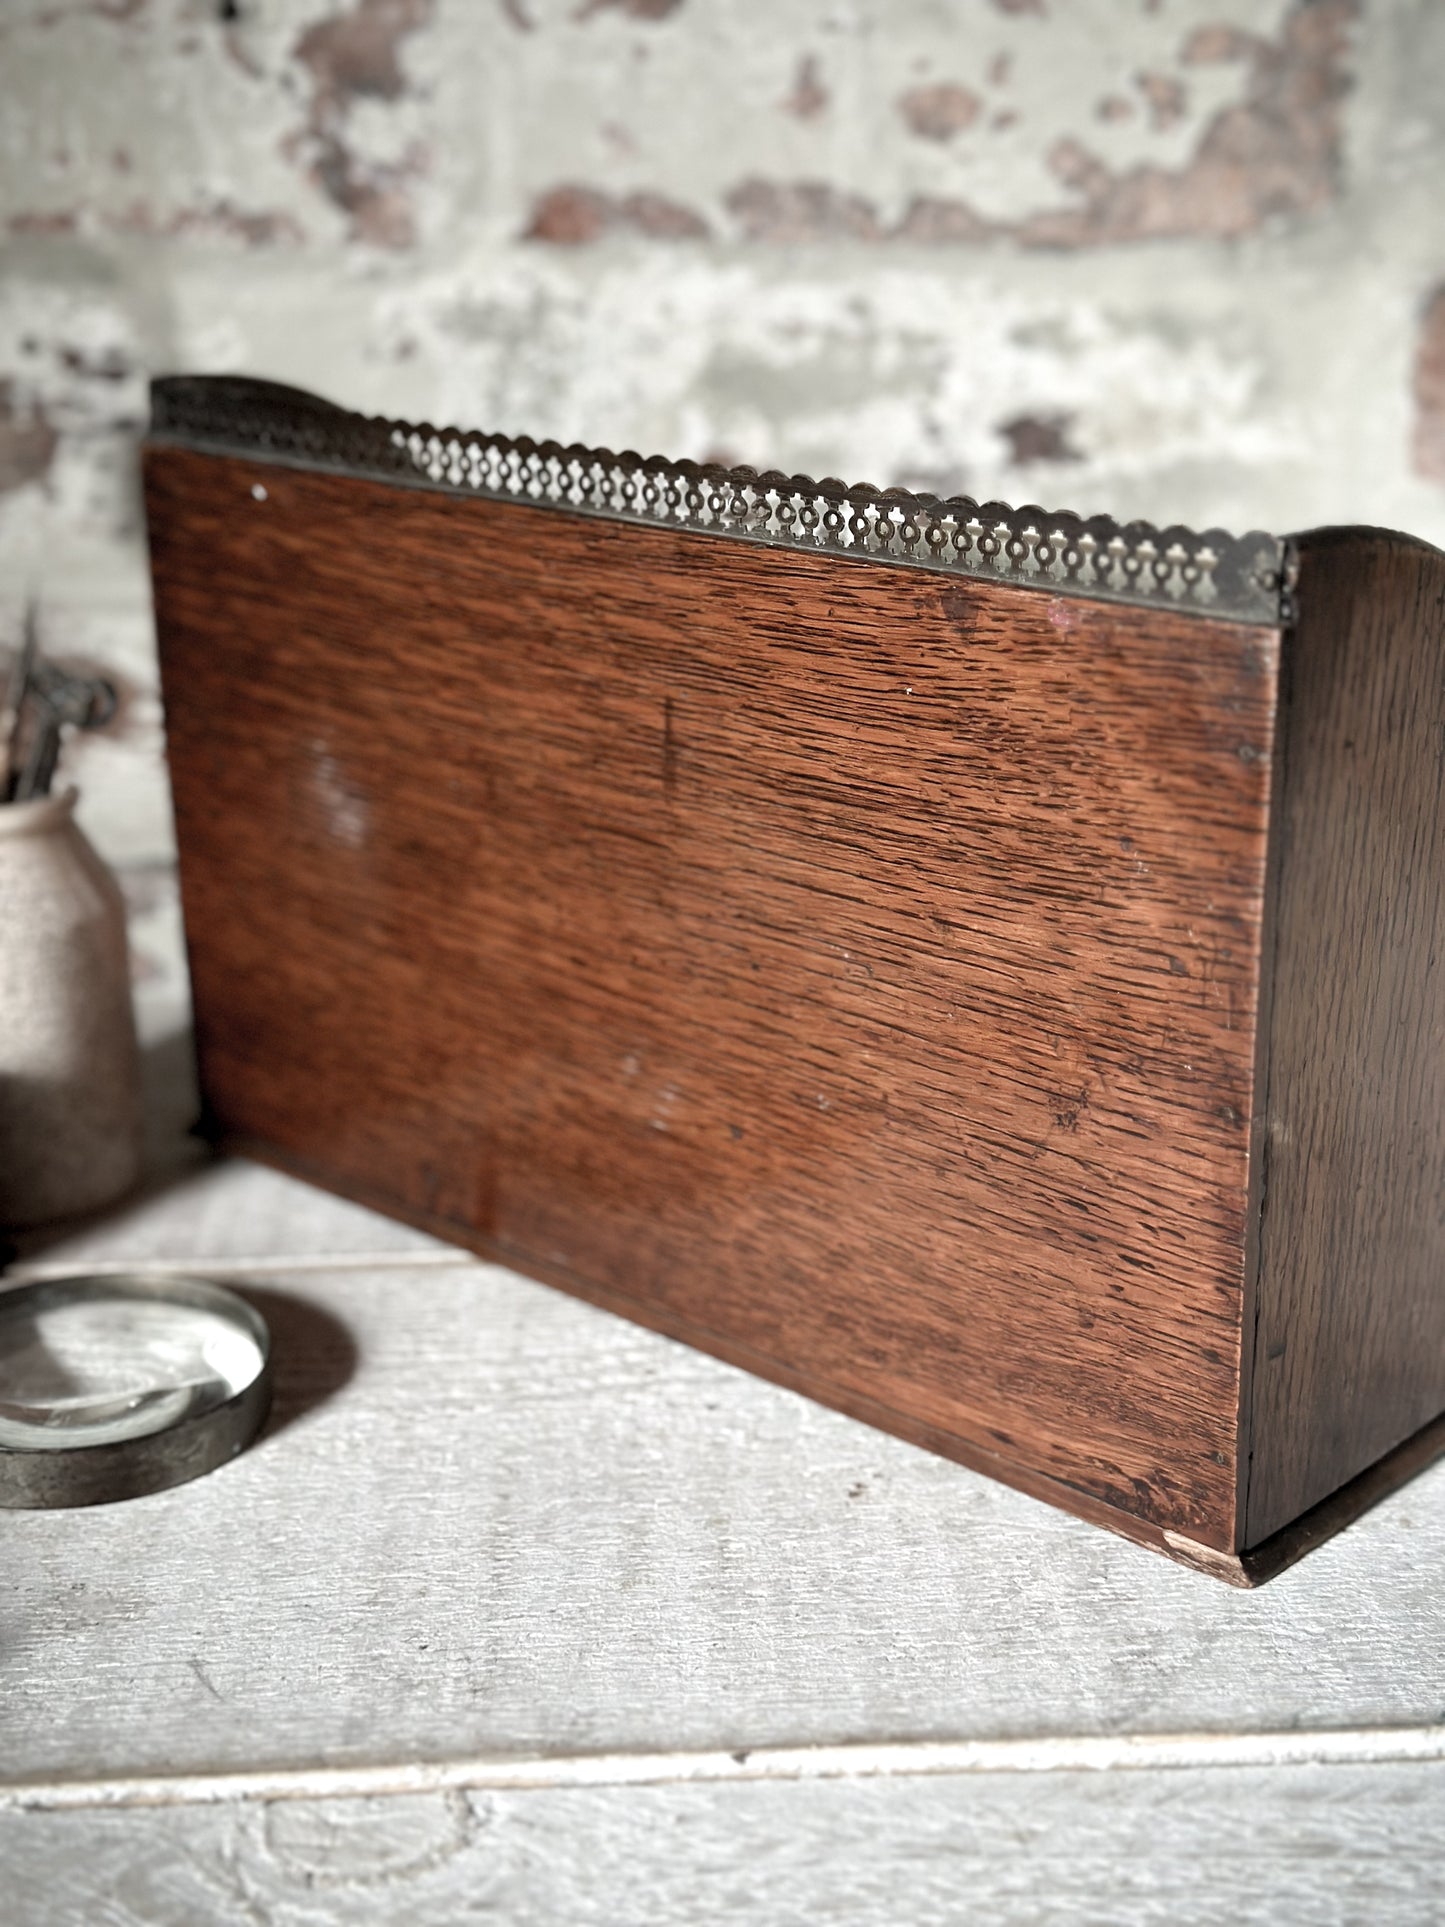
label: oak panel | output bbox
[146,447,1279,1546]
[1247,530,1445,1542]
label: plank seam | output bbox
[6,1727,1444,1813]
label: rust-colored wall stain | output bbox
[147,446,1281,1552]
[289,0,434,247]
[897,84,982,143]
[0,382,59,495]
[525,185,710,244]
[997,412,1083,466]
[782,55,829,123]
[576,0,684,20]
[524,0,1358,250]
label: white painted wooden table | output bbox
[4,1018,1445,1925]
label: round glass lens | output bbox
[0,1284,266,1452]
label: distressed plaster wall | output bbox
[1,0,1443,1004]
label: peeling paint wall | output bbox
[1,0,1443,962]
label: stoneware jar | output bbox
[0,788,141,1228]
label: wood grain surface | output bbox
[145,445,1280,1554]
[1246,529,1445,1544]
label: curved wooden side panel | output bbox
[1246,528,1445,1546]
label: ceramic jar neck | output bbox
[0,787,79,838]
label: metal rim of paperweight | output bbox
[0,1272,273,1508]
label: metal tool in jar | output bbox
[1,602,118,803]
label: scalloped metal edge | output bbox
[148,376,1287,626]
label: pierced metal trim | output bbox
[149,376,1286,626]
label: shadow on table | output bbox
[231,1282,359,1438]
[2,1028,361,1432]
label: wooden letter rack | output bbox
[145,375,1445,1583]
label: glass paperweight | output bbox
[0,1273,271,1507]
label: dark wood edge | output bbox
[1228,1406,1445,1585]
[1235,583,1297,1543]
[1236,519,1445,1556]
[1287,523,1445,564]
[1238,522,1445,1546]
[200,1131,1440,1588]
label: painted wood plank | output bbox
[3,1260,1443,1786]
[5,1765,1445,1927]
